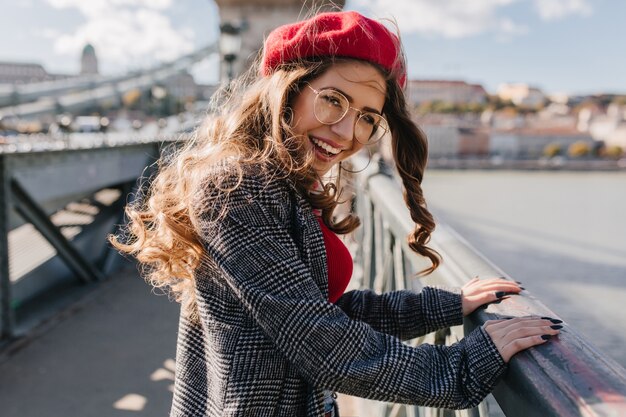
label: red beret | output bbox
[260,11,406,88]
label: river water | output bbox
[421,169,626,368]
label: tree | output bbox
[543,143,563,158]
[602,145,624,159]
[568,141,591,158]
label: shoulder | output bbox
[194,160,296,224]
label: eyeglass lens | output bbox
[313,89,388,144]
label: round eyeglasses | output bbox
[306,85,389,144]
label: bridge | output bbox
[1,136,626,416]
[1,1,626,416]
[0,44,218,119]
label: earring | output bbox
[339,147,373,174]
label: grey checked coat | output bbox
[170,164,506,417]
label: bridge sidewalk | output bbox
[0,264,378,416]
[0,266,179,417]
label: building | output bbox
[422,124,461,157]
[497,83,545,107]
[80,43,99,75]
[605,123,626,148]
[458,127,490,156]
[162,71,198,100]
[407,80,487,106]
[490,127,594,158]
[0,61,58,85]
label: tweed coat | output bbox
[170,164,507,417]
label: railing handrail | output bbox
[353,158,626,417]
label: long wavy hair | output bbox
[109,55,441,319]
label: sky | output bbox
[1,0,625,96]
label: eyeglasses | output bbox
[306,85,389,144]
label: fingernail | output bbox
[515,280,523,284]
[519,287,526,290]
[551,325,563,330]
[495,291,506,298]
[541,334,552,340]
[541,317,563,324]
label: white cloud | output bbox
[350,0,592,39]
[47,0,173,15]
[532,0,592,21]
[35,28,62,39]
[351,0,526,39]
[43,0,192,74]
[189,54,220,85]
[494,17,529,42]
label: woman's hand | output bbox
[483,317,562,363]
[461,277,523,316]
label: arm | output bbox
[334,287,463,341]
[195,174,506,409]
[333,271,525,341]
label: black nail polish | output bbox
[519,287,526,290]
[515,280,523,284]
[541,334,552,340]
[541,317,562,324]
[550,325,563,330]
[495,291,506,298]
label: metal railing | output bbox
[0,43,217,111]
[350,157,626,417]
[0,140,166,342]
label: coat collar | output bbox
[290,188,329,299]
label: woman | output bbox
[110,10,561,417]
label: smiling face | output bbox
[290,61,387,176]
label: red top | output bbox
[315,217,353,303]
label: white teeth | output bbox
[311,137,341,155]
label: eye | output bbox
[360,113,378,126]
[320,91,344,108]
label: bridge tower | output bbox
[80,43,99,75]
[213,0,345,82]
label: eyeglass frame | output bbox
[306,84,389,144]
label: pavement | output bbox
[0,263,374,417]
[0,265,180,417]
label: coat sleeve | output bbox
[334,287,464,341]
[195,174,506,409]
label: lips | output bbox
[308,136,342,163]
[310,136,342,155]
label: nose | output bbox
[329,111,356,145]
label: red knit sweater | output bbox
[315,217,353,303]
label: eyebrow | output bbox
[321,85,383,115]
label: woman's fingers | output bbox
[483,317,561,363]
[463,277,523,296]
[461,278,524,315]
[498,334,552,363]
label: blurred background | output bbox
[0,1,625,416]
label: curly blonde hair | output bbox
[109,56,441,320]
